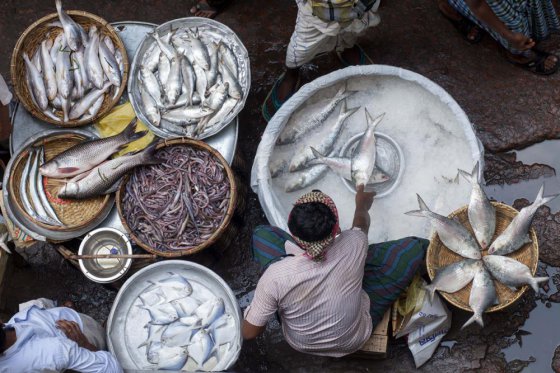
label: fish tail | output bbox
[530,277,549,292]
[139,142,161,165]
[461,313,483,329]
[120,117,148,144]
[534,184,560,207]
[424,284,436,303]
[55,0,62,13]
[364,108,385,130]
[405,194,431,217]
[458,162,479,184]
[310,147,325,160]
[340,100,360,119]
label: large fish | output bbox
[483,255,548,292]
[55,0,84,51]
[309,148,390,184]
[40,119,147,178]
[458,162,495,249]
[406,194,481,259]
[58,143,160,199]
[462,265,497,329]
[351,109,384,188]
[278,85,354,145]
[425,259,480,302]
[489,185,559,256]
[23,53,48,110]
[289,101,358,172]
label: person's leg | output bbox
[438,0,484,43]
[190,0,228,18]
[252,225,294,269]
[335,7,380,66]
[362,237,428,327]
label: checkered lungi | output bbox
[251,225,427,327]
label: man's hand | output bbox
[56,320,97,351]
[355,185,375,210]
[352,185,375,234]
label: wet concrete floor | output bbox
[1,0,560,372]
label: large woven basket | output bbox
[116,138,238,258]
[10,10,128,127]
[8,133,113,232]
[427,202,538,312]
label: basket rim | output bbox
[10,10,129,127]
[426,201,539,312]
[116,138,238,257]
[7,133,113,232]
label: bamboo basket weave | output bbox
[10,10,128,127]
[426,202,538,312]
[8,133,113,232]
[116,138,238,258]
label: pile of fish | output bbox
[38,119,154,201]
[136,272,237,371]
[23,0,124,123]
[270,86,390,192]
[122,145,230,251]
[135,24,243,138]
[407,162,556,328]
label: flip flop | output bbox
[508,49,559,76]
[262,72,301,123]
[336,44,373,67]
[190,2,218,18]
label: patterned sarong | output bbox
[251,225,428,327]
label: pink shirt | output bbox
[245,229,372,357]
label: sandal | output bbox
[508,49,559,76]
[336,44,373,67]
[262,72,301,123]
[190,2,218,18]
[439,6,484,44]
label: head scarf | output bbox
[288,190,340,261]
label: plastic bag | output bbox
[395,278,451,368]
[396,273,426,317]
[95,102,154,157]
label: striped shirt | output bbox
[245,229,372,357]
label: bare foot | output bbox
[190,0,218,18]
[507,50,559,74]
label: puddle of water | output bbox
[482,140,560,373]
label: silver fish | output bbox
[270,159,287,178]
[218,63,242,100]
[139,286,166,307]
[103,36,115,54]
[483,255,548,292]
[55,0,84,51]
[148,273,193,301]
[406,194,481,259]
[151,32,176,60]
[290,101,358,172]
[351,109,384,188]
[489,185,559,256]
[82,95,104,121]
[36,147,63,225]
[204,82,228,111]
[32,46,42,73]
[115,49,125,78]
[193,63,208,101]
[425,259,480,302]
[188,28,210,70]
[210,313,237,349]
[49,33,64,66]
[188,329,214,368]
[180,56,196,105]
[458,162,496,249]
[41,40,58,101]
[58,143,159,199]
[143,42,161,72]
[147,341,189,371]
[309,148,390,184]
[98,41,121,87]
[195,97,237,135]
[72,49,88,91]
[164,54,182,105]
[60,95,71,123]
[40,119,146,178]
[55,48,73,99]
[285,164,329,193]
[161,112,199,126]
[140,67,163,107]
[218,42,238,77]
[158,53,170,86]
[20,150,43,223]
[28,150,61,226]
[205,42,219,88]
[278,85,353,145]
[161,320,199,348]
[23,53,48,110]
[141,302,179,325]
[138,324,166,349]
[164,105,213,120]
[140,86,161,126]
[195,298,225,327]
[69,82,111,120]
[84,32,104,89]
[171,297,200,318]
[462,265,497,329]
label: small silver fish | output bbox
[140,67,163,107]
[55,0,84,51]
[36,147,63,225]
[55,47,73,99]
[84,32,104,89]
[458,162,496,249]
[218,63,242,100]
[164,54,182,105]
[188,28,210,70]
[269,159,287,179]
[489,185,559,256]
[151,32,176,60]
[285,164,328,193]
[218,42,238,77]
[193,63,208,102]
[138,286,166,307]
[462,265,497,329]
[351,109,384,188]
[204,82,229,111]
[23,53,48,110]
[209,313,237,349]
[158,53,170,86]
[161,320,199,348]
[98,41,121,87]
[40,40,58,101]
[143,42,161,72]
[155,345,189,371]
[205,42,219,88]
[483,255,548,292]
[171,296,200,318]
[49,33,64,66]
[28,149,61,226]
[195,97,237,135]
[138,324,166,349]
[406,194,481,259]
[425,259,480,302]
[188,329,214,368]
[141,302,179,325]
[195,298,225,327]
[180,56,196,105]
[69,82,111,120]
[20,150,43,223]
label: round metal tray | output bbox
[107,260,242,371]
[128,17,250,140]
[341,132,404,197]
[2,130,115,241]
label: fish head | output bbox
[58,182,78,198]
[39,160,62,177]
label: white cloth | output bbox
[286,0,381,68]
[0,306,122,373]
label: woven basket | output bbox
[8,133,113,232]
[426,202,538,312]
[10,10,128,127]
[116,138,238,258]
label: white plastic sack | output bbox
[395,283,451,368]
[0,74,12,106]
[19,297,57,312]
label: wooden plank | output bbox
[352,308,391,359]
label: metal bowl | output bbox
[341,132,405,197]
[107,260,242,371]
[128,17,251,140]
[78,227,133,284]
